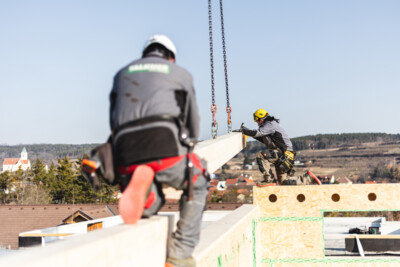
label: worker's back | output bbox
[109,52,200,166]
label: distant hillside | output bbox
[241,133,400,156]
[292,133,400,151]
[0,144,99,165]
[1,133,399,165]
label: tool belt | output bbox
[276,150,296,176]
[83,115,204,201]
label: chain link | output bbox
[219,0,232,133]
[208,0,217,139]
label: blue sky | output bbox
[1,0,399,145]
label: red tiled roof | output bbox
[209,180,219,186]
[237,189,250,195]
[20,160,29,165]
[208,187,217,192]
[0,204,119,249]
[3,158,19,165]
[225,178,238,185]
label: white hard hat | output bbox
[143,34,177,58]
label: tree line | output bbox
[240,132,400,155]
[0,144,99,164]
[0,156,117,205]
[291,133,400,151]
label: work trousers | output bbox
[118,154,208,260]
[256,150,310,185]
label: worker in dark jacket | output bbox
[234,108,321,186]
[110,34,208,267]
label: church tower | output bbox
[21,147,28,160]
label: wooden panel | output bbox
[258,221,323,259]
[254,184,400,218]
[253,183,400,266]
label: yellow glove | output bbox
[284,151,294,161]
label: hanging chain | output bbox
[209,0,218,139]
[219,0,232,133]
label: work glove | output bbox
[232,122,245,133]
[232,123,257,137]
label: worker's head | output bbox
[253,108,269,125]
[142,34,177,62]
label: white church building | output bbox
[2,147,31,172]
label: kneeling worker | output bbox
[234,108,321,186]
[110,35,208,266]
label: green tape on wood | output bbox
[258,217,322,222]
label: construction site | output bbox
[0,133,400,266]
[1,1,400,267]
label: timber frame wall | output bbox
[253,183,400,266]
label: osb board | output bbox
[257,221,323,260]
[254,184,400,217]
[262,260,400,267]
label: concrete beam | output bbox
[164,132,246,199]
[0,216,168,267]
[194,132,246,173]
[193,205,258,267]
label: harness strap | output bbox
[118,153,205,177]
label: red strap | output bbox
[186,153,206,184]
[144,192,156,209]
[118,153,206,184]
[118,155,185,174]
[189,153,204,171]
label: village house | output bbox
[2,147,31,172]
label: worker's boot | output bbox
[256,173,276,187]
[119,165,155,224]
[165,256,196,267]
[281,179,297,185]
[304,171,322,185]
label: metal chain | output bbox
[219,0,232,133]
[208,0,218,139]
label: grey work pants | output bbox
[256,150,310,185]
[119,154,208,260]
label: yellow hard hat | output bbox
[253,108,269,122]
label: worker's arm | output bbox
[254,123,275,138]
